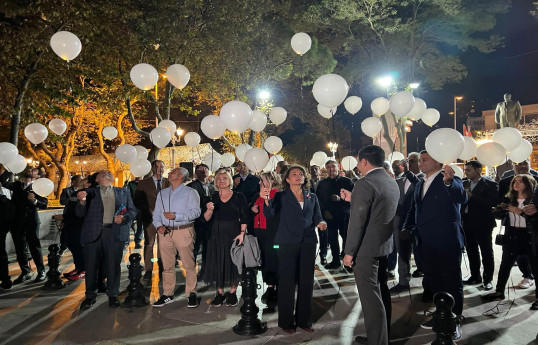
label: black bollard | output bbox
[233,268,267,335]
[123,253,149,307]
[44,243,66,290]
[431,292,457,345]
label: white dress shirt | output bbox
[422,170,443,199]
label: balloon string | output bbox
[66,62,73,94]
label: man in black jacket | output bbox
[233,161,260,203]
[461,161,499,290]
[317,160,354,269]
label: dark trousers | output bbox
[66,226,85,270]
[421,245,463,316]
[84,226,125,299]
[252,228,278,286]
[387,247,397,271]
[516,255,534,279]
[353,256,391,344]
[0,225,10,282]
[326,215,348,263]
[496,227,538,297]
[133,209,143,245]
[463,223,495,283]
[411,231,423,271]
[59,228,68,251]
[11,222,45,274]
[193,221,209,272]
[318,228,328,260]
[277,242,316,329]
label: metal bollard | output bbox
[123,253,149,307]
[431,292,457,345]
[44,243,66,290]
[233,268,267,335]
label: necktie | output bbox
[157,179,162,192]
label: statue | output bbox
[495,93,522,128]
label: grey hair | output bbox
[408,152,420,160]
[177,167,189,182]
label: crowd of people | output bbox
[2,145,538,344]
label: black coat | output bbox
[461,177,499,229]
[8,181,48,226]
[316,176,354,219]
[233,174,260,203]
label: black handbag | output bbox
[495,226,505,246]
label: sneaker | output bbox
[0,280,13,290]
[518,278,534,289]
[63,269,79,278]
[389,284,410,295]
[453,323,462,341]
[187,292,199,308]
[153,295,174,307]
[68,271,86,281]
[211,293,225,307]
[420,318,434,329]
[226,292,238,307]
[481,291,505,301]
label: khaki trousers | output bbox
[143,222,159,271]
[158,226,197,296]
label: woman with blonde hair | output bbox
[203,169,249,307]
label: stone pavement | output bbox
[1,238,538,345]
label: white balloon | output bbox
[361,117,383,137]
[476,142,506,167]
[5,154,27,174]
[166,64,190,89]
[158,119,177,135]
[317,104,336,119]
[203,152,222,171]
[389,91,415,118]
[492,127,522,152]
[24,123,48,145]
[130,63,159,91]
[33,178,54,197]
[263,155,284,172]
[221,152,236,167]
[450,164,464,179]
[290,32,312,55]
[407,98,427,121]
[264,136,283,154]
[425,128,465,164]
[269,107,287,125]
[235,144,252,162]
[312,151,329,166]
[48,119,67,136]
[244,148,269,172]
[201,115,226,139]
[508,139,533,163]
[220,101,252,133]
[309,158,317,167]
[421,108,440,127]
[130,159,152,177]
[134,145,148,160]
[341,156,358,171]
[50,31,81,61]
[344,96,363,115]
[102,126,118,140]
[459,137,478,160]
[115,144,137,164]
[0,142,19,165]
[371,97,390,116]
[184,132,201,148]
[312,74,349,108]
[249,110,267,132]
[388,151,405,163]
[150,127,171,148]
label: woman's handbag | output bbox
[495,226,505,246]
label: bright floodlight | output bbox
[258,90,271,100]
[377,76,393,88]
[409,82,420,89]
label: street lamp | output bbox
[171,127,184,168]
[454,96,463,131]
[409,82,420,89]
[258,90,271,100]
[328,142,338,160]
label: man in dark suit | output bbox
[342,145,399,345]
[187,163,215,276]
[134,160,169,280]
[76,170,136,310]
[389,152,425,294]
[6,168,48,284]
[461,160,499,290]
[403,151,467,341]
[317,160,354,269]
[233,161,260,203]
[309,164,327,265]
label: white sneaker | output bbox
[518,278,535,289]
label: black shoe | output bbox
[226,292,238,307]
[422,289,434,303]
[355,335,368,344]
[389,284,410,295]
[34,271,46,282]
[211,293,225,307]
[453,323,462,341]
[387,270,396,279]
[153,295,174,307]
[108,296,121,308]
[483,282,493,291]
[142,271,153,280]
[261,287,276,304]
[13,273,32,285]
[481,291,505,301]
[420,318,434,329]
[187,292,199,308]
[411,269,424,278]
[134,243,142,249]
[320,257,327,266]
[80,297,96,311]
[0,280,13,290]
[463,276,482,285]
[58,248,66,256]
[530,300,538,310]
[97,283,108,293]
[324,261,341,270]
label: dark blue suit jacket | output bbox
[403,174,467,250]
[76,187,136,244]
[263,188,324,244]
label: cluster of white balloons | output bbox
[130,63,190,91]
[24,119,69,145]
[114,144,151,177]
